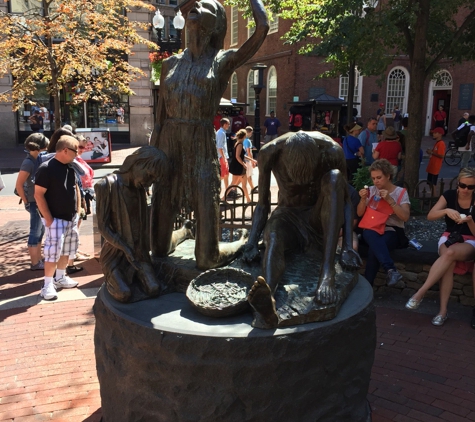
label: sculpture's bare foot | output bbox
[340,248,362,271]
[248,276,279,328]
[315,276,338,305]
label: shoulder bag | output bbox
[358,188,407,235]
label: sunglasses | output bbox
[458,182,475,190]
[66,147,78,155]
[78,146,86,150]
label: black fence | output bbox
[173,177,458,240]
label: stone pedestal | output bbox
[94,277,376,422]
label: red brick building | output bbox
[221,4,475,137]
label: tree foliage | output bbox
[225,0,475,190]
[0,0,157,129]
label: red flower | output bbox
[149,51,171,63]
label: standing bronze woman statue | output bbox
[150,0,268,269]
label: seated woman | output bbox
[406,168,475,327]
[357,159,410,286]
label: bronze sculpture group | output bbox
[95,0,362,328]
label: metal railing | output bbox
[173,177,460,239]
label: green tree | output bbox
[0,0,157,130]
[227,0,475,191]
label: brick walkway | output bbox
[1,160,475,421]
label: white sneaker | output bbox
[54,275,79,289]
[40,283,58,301]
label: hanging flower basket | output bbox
[149,51,171,83]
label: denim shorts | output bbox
[25,202,45,247]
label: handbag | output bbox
[358,188,407,235]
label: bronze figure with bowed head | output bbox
[242,131,362,328]
[95,146,193,303]
[150,0,269,270]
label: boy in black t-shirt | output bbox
[35,135,80,300]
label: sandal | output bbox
[75,252,91,261]
[66,265,83,275]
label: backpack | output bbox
[453,123,471,148]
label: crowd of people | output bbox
[15,102,475,329]
[215,104,475,328]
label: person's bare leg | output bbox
[313,169,345,305]
[56,255,69,271]
[28,245,42,265]
[248,170,255,191]
[438,262,456,317]
[230,175,241,190]
[411,244,474,301]
[241,175,251,202]
[224,174,229,191]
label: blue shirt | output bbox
[342,135,361,160]
[264,117,281,136]
[216,128,228,159]
[358,129,378,165]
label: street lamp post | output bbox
[346,1,379,127]
[152,10,185,53]
[251,63,267,151]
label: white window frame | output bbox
[230,72,238,102]
[268,13,278,34]
[247,18,255,38]
[339,69,363,117]
[247,70,255,115]
[266,66,277,116]
[385,66,409,116]
[231,6,238,46]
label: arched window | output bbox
[386,67,409,115]
[434,70,453,88]
[339,68,363,116]
[247,70,255,114]
[230,72,238,101]
[267,66,277,115]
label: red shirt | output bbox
[434,110,446,122]
[375,140,402,165]
[76,156,94,189]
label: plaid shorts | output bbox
[42,216,79,263]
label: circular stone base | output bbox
[94,276,376,422]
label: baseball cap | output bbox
[432,127,445,135]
